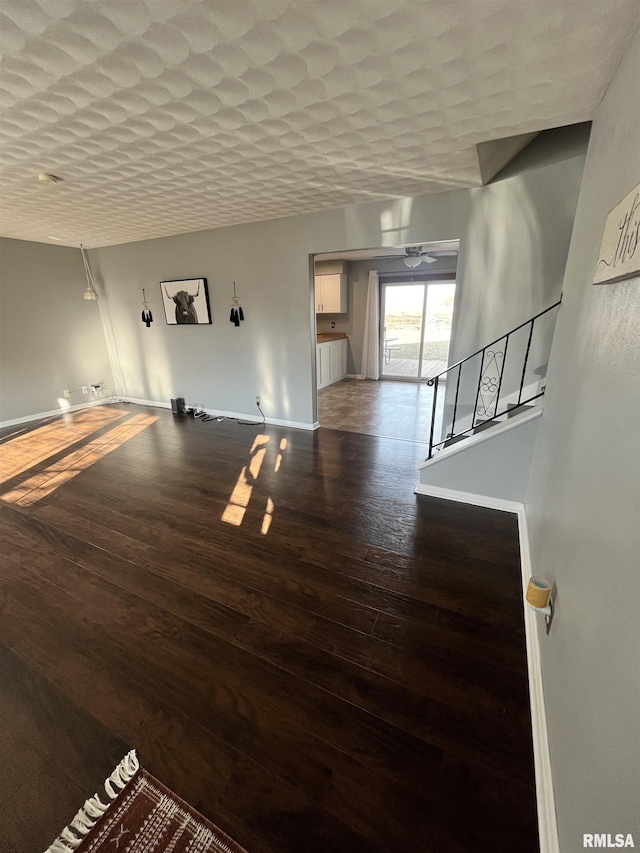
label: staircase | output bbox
[425,299,561,458]
[416,299,561,506]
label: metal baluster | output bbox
[472,348,486,427]
[494,334,509,417]
[518,319,535,406]
[451,362,462,437]
[428,375,439,459]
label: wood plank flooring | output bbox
[0,405,538,853]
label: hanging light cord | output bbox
[80,244,128,402]
[80,244,98,298]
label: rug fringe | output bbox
[43,750,139,853]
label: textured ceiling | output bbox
[0,0,638,248]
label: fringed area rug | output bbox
[45,751,248,853]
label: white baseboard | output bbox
[0,400,103,430]
[517,506,559,853]
[413,486,559,853]
[125,397,317,431]
[346,373,364,379]
[413,483,522,513]
[126,397,172,409]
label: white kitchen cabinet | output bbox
[315,274,347,313]
[317,338,348,389]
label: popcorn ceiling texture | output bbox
[0,0,637,247]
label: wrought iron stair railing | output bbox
[425,298,562,459]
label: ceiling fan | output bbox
[374,246,454,268]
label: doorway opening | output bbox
[312,242,459,442]
[381,279,456,381]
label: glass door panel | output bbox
[421,282,456,380]
[381,284,425,379]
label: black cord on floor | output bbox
[190,403,265,427]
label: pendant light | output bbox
[80,244,99,300]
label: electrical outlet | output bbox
[82,386,88,394]
[255,396,260,406]
[63,389,70,398]
[331,321,335,329]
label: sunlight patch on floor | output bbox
[1,414,157,507]
[221,434,288,533]
[0,407,126,485]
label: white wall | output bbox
[0,239,114,423]
[525,27,640,852]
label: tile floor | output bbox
[317,378,445,443]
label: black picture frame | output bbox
[160,278,211,325]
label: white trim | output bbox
[413,483,522,513]
[346,373,364,379]
[124,398,317,431]
[125,397,171,409]
[262,416,317,431]
[0,400,103,430]
[416,406,542,470]
[517,506,559,853]
[412,490,559,853]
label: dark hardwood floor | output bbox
[0,405,538,853]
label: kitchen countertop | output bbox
[317,332,347,343]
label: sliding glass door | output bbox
[380,280,456,381]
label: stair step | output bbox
[506,403,535,418]
[473,419,498,434]
[443,435,468,448]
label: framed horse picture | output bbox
[160,278,211,324]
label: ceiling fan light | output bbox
[403,256,422,268]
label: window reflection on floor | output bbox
[222,434,287,534]
[0,407,126,485]
[0,410,157,507]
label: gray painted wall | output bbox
[525,28,640,852]
[450,123,590,365]
[2,127,588,431]
[88,124,584,431]
[0,238,114,423]
[442,124,589,437]
[418,415,540,504]
[90,191,473,426]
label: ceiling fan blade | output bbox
[421,255,438,263]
